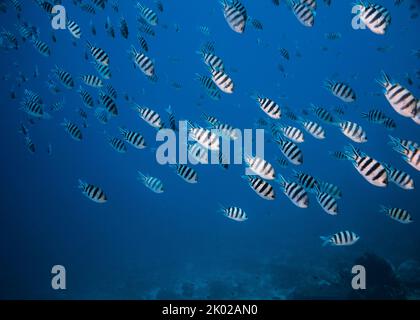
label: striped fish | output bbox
[137,35,148,52]
[279,48,290,60]
[389,139,420,171]
[25,136,35,154]
[301,0,317,10]
[195,73,221,100]
[133,105,163,129]
[344,145,388,187]
[382,117,397,130]
[197,42,224,71]
[108,137,127,153]
[244,155,275,180]
[67,20,82,39]
[53,66,74,89]
[287,0,315,27]
[105,84,117,100]
[99,92,118,116]
[31,38,50,56]
[357,2,391,35]
[253,95,281,119]
[335,120,367,143]
[81,74,104,88]
[293,170,319,192]
[383,163,414,190]
[299,119,325,139]
[92,0,106,10]
[323,80,356,102]
[315,186,339,215]
[310,104,335,123]
[78,180,107,203]
[61,119,83,141]
[214,122,240,141]
[277,124,304,143]
[380,206,413,224]
[20,100,46,118]
[329,151,348,161]
[78,87,94,108]
[95,107,109,124]
[275,137,303,165]
[388,135,419,150]
[165,105,177,131]
[320,231,359,246]
[211,69,234,94]
[188,143,209,164]
[318,181,342,199]
[242,175,275,200]
[361,109,387,123]
[119,127,146,149]
[137,3,159,26]
[171,164,198,184]
[131,46,155,77]
[189,126,220,151]
[376,72,417,118]
[219,205,248,222]
[276,175,309,208]
[222,0,248,34]
[93,62,112,79]
[137,172,164,193]
[86,41,109,66]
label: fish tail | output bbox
[376,70,390,88]
[379,205,389,214]
[320,236,332,247]
[78,179,86,190]
[137,171,146,182]
[322,79,333,91]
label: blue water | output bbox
[0,0,419,299]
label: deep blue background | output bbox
[0,0,419,299]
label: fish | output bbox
[323,80,356,102]
[119,127,146,149]
[131,46,155,77]
[334,120,367,143]
[171,164,198,184]
[383,163,414,190]
[137,172,164,193]
[389,136,420,171]
[211,69,234,94]
[357,2,391,35]
[133,105,164,129]
[252,94,281,119]
[219,205,248,222]
[276,175,309,208]
[320,231,360,246]
[86,41,110,66]
[380,206,413,224]
[376,71,417,118]
[108,137,127,153]
[222,0,248,34]
[343,145,388,187]
[244,155,275,180]
[78,180,107,203]
[315,185,339,215]
[275,136,303,165]
[137,3,159,26]
[286,0,316,27]
[61,119,83,141]
[242,175,275,200]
